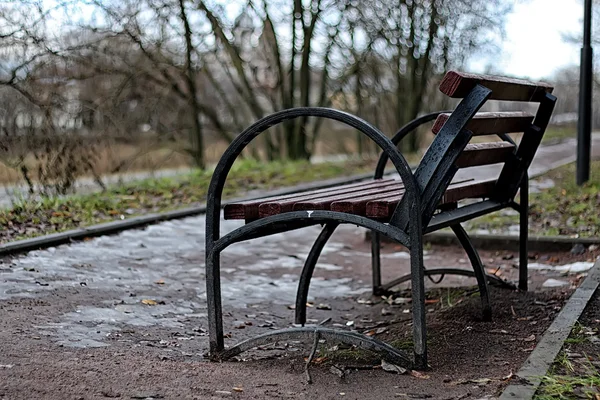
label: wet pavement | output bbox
[0,213,598,399]
[0,214,595,351]
[1,133,600,398]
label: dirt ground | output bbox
[0,217,597,399]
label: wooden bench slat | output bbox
[365,179,497,219]
[456,142,515,168]
[432,112,534,135]
[257,180,402,218]
[330,178,473,215]
[330,190,405,215]
[290,185,405,214]
[224,178,394,219]
[439,71,553,102]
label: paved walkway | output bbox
[0,134,598,348]
[1,211,596,398]
[0,135,599,399]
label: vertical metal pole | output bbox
[577,0,593,185]
[519,176,529,292]
[371,231,382,294]
[408,204,427,370]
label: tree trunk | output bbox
[179,0,204,168]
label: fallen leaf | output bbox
[155,279,165,285]
[469,378,493,385]
[425,299,439,305]
[142,299,157,306]
[316,303,332,310]
[329,365,344,378]
[381,360,407,374]
[523,334,536,342]
[410,370,430,379]
[381,308,393,316]
[517,316,533,321]
[357,298,374,305]
[232,387,243,392]
[451,377,493,385]
[233,321,246,329]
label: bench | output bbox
[205,70,556,370]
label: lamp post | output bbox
[577,0,593,185]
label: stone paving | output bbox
[0,214,595,352]
[0,136,599,398]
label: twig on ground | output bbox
[305,330,320,384]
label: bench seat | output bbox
[224,177,496,221]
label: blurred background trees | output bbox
[1,0,560,194]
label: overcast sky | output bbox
[470,0,585,80]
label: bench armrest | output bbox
[206,107,421,245]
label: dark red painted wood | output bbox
[439,71,553,102]
[456,142,515,168]
[224,178,394,219]
[432,112,534,135]
[366,179,497,219]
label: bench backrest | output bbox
[392,71,556,231]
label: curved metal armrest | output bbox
[205,107,421,247]
[374,111,452,179]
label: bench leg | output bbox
[450,224,492,321]
[295,223,339,325]
[519,178,529,291]
[409,212,427,370]
[206,250,224,356]
[371,231,383,295]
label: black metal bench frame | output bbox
[205,71,556,370]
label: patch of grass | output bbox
[466,160,600,238]
[535,319,600,400]
[564,323,589,345]
[541,125,576,144]
[535,361,600,399]
[553,351,575,373]
[0,158,375,244]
